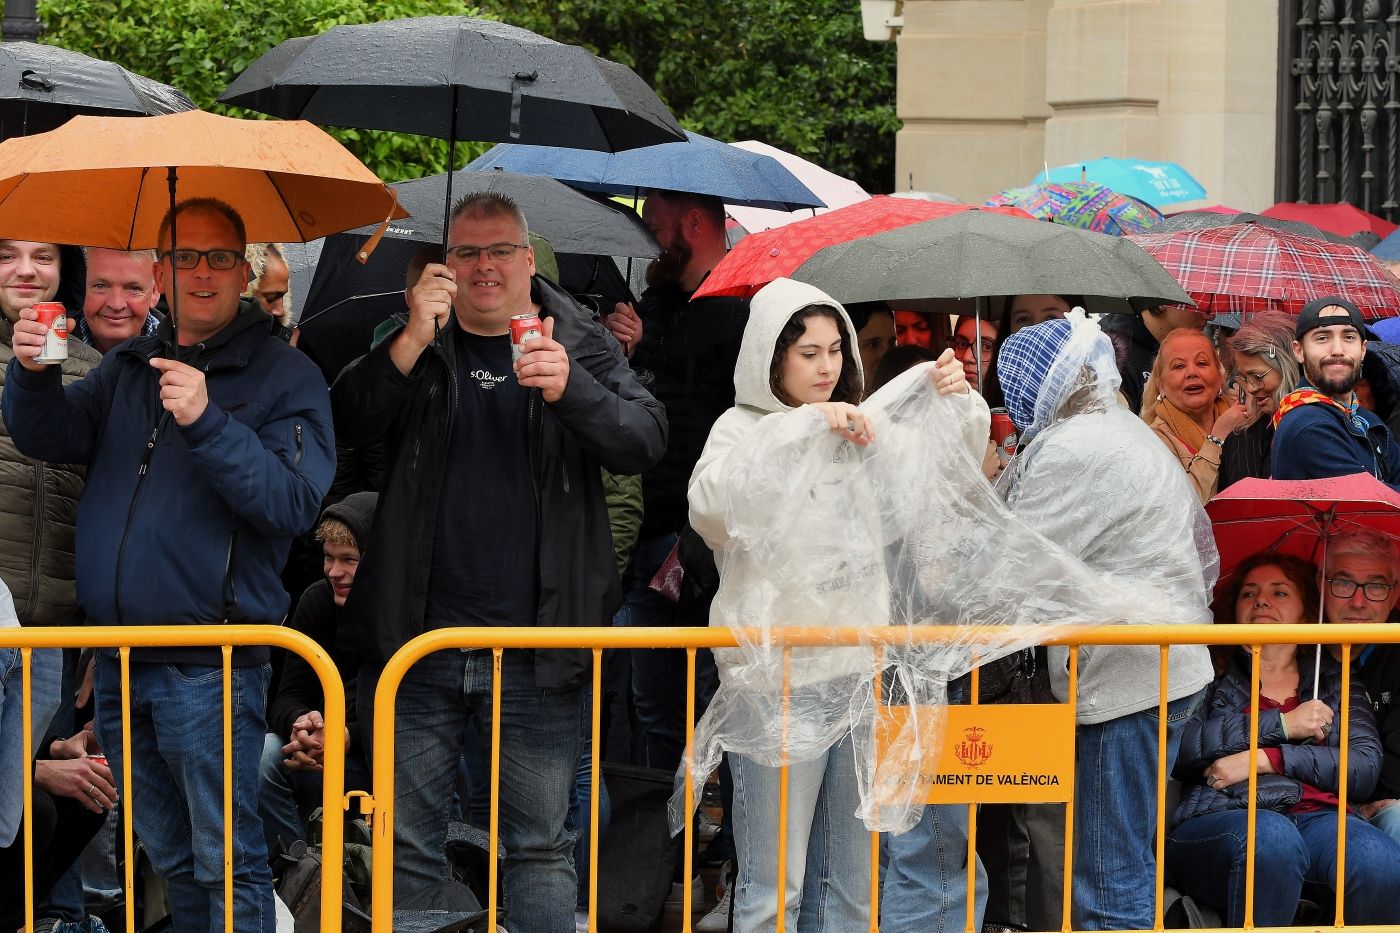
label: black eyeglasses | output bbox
[162,248,243,271]
[1326,576,1396,601]
[953,336,995,358]
[447,243,529,264]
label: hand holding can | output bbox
[11,304,57,372]
[33,302,69,363]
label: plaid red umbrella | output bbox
[1127,223,1400,317]
[1261,201,1398,239]
[692,195,1032,299]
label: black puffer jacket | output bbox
[1357,643,1400,800]
[1172,648,1381,828]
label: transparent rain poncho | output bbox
[674,304,1219,834]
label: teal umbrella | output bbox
[1032,158,1206,209]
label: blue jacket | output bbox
[1271,378,1400,491]
[1,304,334,627]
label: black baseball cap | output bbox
[1295,296,1378,341]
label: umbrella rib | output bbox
[128,166,151,249]
[267,173,301,242]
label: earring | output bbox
[1156,392,1164,403]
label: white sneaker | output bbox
[697,809,721,843]
[666,875,706,909]
[574,909,590,932]
[695,885,733,931]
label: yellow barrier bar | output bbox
[22,648,33,933]
[775,646,792,933]
[590,647,603,933]
[489,647,503,928]
[870,645,883,933]
[1337,643,1352,928]
[683,646,697,933]
[1061,647,1078,933]
[967,660,980,933]
[1245,645,1260,930]
[223,645,234,933]
[1153,645,1169,932]
[120,647,135,933]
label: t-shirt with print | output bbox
[423,320,540,628]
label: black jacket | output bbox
[1171,649,1381,828]
[631,283,747,536]
[1357,643,1400,800]
[1100,313,1158,414]
[330,277,667,686]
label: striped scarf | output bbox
[1271,388,1357,431]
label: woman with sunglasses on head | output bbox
[1166,551,1400,927]
[1217,311,1301,491]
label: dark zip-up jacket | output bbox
[1,301,335,638]
[1272,378,1400,490]
[1099,312,1158,414]
[331,276,667,686]
[1172,648,1380,828]
[0,317,101,625]
[1357,643,1400,800]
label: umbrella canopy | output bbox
[783,209,1191,312]
[724,140,869,233]
[1033,157,1207,210]
[219,17,683,152]
[0,41,194,138]
[467,130,825,211]
[1261,201,1398,239]
[1207,473,1400,584]
[694,196,1031,300]
[1158,210,1349,245]
[986,181,1163,235]
[0,109,405,248]
[1127,223,1400,318]
[1372,226,1400,262]
[350,168,658,258]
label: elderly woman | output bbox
[1167,551,1400,926]
[1218,311,1300,490]
[1141,328,1252,503]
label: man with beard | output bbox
[605,190,748,775]
[1273,296,1400,488]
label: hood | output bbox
[156,298,273,365]
[320,491,378,555]
[733,277,861,413]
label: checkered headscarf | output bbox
[996,310,1119,442]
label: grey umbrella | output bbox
[0,42,193,138]
[348,168,659,258]
[789,210,1191,313]
[1158,210,1349,245]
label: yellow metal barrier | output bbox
[0,625,347,933]
[370,623,1400,933]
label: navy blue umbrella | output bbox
[467,130,825,211]
[1373,226,1400,262]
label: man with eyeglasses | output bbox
[1274,296,1400,490]
[1321,529,1400,843]
[75,247,162,355]
[5,198,335,932]
[332,191,665,930]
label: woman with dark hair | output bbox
[1218,311,1301,490]
[1167,552,1400,926]
[687,277,983,931]
[845,301,897,397]
[953,313,998,395]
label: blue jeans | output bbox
[1367,799,1400,843]
[93,653,273,933]
[730,735,870,932]
[1167,807,1400,925]
[391,649,584,933]
[1072,690,1203,931]
[881,805,987,933]
[258,733,303,857]
[0,647,62,847]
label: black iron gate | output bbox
[1278,0,1400,220]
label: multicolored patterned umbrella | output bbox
[986,181,1163,235]
[1127,223,1400,318]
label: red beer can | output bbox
[86,753,108,768]
[33,301,68,363]
[509,313,542,363]
[989,407,1018,462]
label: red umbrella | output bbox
[1127,223,1400,318]
[1262,201,1398,239]
[1207,473,1400,696]
[693,195,1032,299]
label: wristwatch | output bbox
[1205,434,1224,448]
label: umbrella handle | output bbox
[356,187,400,264]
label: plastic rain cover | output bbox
[673,309,1219,834]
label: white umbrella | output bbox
[725,140,869,233]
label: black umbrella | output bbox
[0,42,194,138]
[348,168,659,259]
[1158,210,1350,245]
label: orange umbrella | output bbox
[0,108,404,247]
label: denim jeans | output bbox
[1367,799,1400,843]
[881,805,987,933]
[1072,689,1203,931]
[730,735,870,932]
[93,653,274,933]
[391,649,584,933]
[1167,807,1400,925]
[258,733,304,858]
[0,646,63,847]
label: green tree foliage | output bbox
[35,0,898,190]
